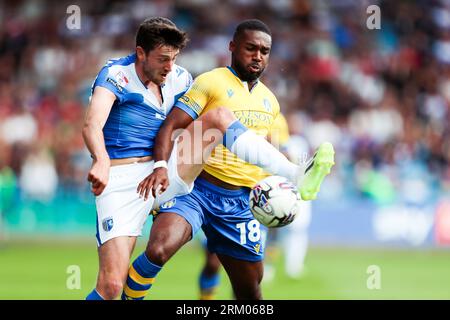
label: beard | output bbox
[143,63,164,85]
[234,60,264,82]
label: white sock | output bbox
[224,121,301,183]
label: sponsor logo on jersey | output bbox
[102,217,114,232]
[106,78,124,93]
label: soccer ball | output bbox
[249,175,301,228]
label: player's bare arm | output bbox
[138,107,193,200]
[82,86,116,196]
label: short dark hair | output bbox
[233,19,272,41]
[136,17,189,53]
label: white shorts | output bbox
[95,146,193,246]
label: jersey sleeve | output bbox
[91,66,126,104]
[173,72,212,120]
[172,68,194,103]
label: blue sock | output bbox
[86,289,104,300]
[199,271,220,300]
[121,253,162,300]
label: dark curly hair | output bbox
[136,17,189,53]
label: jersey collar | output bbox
[226,66,259,93]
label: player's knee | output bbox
[204,256,221,274]
[146,243,170,266]
[257,270,264,284]
[204,107,235,131]
[98,278,123,300]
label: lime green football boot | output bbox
[298,142,335,200]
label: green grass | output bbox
[0,239,449,300]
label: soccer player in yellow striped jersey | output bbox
[196,112,291,300]
[178,65,281,188]
[122,19,335,300]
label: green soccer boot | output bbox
[298,142,335,200]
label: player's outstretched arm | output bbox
[82,86,115,196]
[137,107,194,200]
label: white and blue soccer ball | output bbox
[249,175,301,228]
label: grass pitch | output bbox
[0,239,449,300]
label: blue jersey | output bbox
[91,53,192,159]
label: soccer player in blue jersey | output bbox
[83,17,192,300]
[121,19,335,300]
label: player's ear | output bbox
[136,46,146,62]
[229,41,235,53]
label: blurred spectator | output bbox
[0,0,448,208]
[19,147,58,202]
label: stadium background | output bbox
[0,0,449,299]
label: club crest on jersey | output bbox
[263,98,271,112]
[161,198,176,209]
[115,71,129,87]
[102,217,114,232]
[227,89,234,98]
[254,243,261,254]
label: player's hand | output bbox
[137,167,169,201]
[87,160,110,196]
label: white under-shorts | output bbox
[95,145,193,246]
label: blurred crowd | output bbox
[0,0,449,205]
